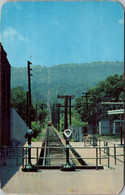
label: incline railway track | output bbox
[39,126,76,167]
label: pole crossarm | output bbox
[54,105,74,108]
[57,94,76,99]
[82,92,90,95]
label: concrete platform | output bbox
[0,141,124,194]
[70,142,124,167]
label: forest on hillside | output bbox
[11,61,124,103]
[11,73,124,130]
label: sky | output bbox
[0,1,124,67]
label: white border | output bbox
[0,0,124,195]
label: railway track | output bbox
[39,126,76,167]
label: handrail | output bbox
[0,145,124,149]
[0,144,124,168]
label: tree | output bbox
[11,86,48,129]
[35,102,48,125]
[11,86,36,123]
[11,86,27,122]
[74,74,124,125]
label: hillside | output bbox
[11,61,124,103]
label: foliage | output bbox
[11,86,37,122]
[31,122,42,142]
[31,121,41,135]
[11,62,124,129]
[71,110,87,127]
[74,74,124,124]
[37,103,48,124]
[11,86,48,124]
[11,61,124,102]
[11,86,27,121]
[88,74,124,102]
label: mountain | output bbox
[11,61,124,103]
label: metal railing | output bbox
[83,136,124,165]
[0,146,24,166]
[21,146,111,169]
[97,138,124,165]
[0,144,124,169]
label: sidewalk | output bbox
[0,141,124,194]
[70,141,124,167]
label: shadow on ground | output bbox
[0,142,26,189]
[0,157,22,188]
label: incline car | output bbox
[47,121,52,126]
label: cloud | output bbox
[2,27,29,42]
[118,17,124,24]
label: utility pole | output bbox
[57,95,68,129]
[55,104,61,131]
[65,96,68,129]
[82,92,90,110]
[120,114,123,145]
[22,61,38,172]
[52,103,61,131]
[27,92,29,126]
[51,104,54,126]
[68,96,71,126]
[68,96,75,126]
[82,92,98,134]
[52,104,58,129]
[57,95,75,130]
[36,104,38,122]
[27,61,32,129]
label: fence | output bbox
[0,144,124,169]
[83,136,124,165]
[0,146,23,166]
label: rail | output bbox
[43,126,74,166]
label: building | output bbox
[0,43,11,146]
[108,109,124,134]
[98,109,124,136]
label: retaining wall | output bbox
[10,108,27,145]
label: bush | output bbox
[71,112,87,127]
[31,121,41,135]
